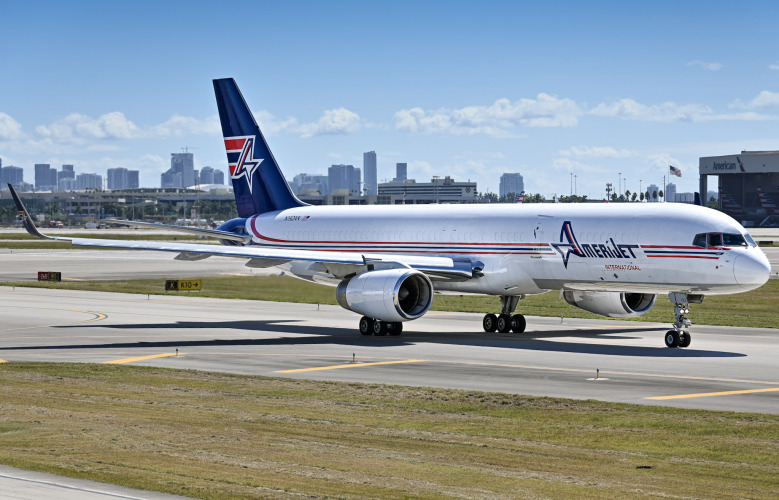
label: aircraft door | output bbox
[533,215,554,243]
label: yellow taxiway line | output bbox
[104,353,182,364]
[647,388,779,400]
[276,359,425,373]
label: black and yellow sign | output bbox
[165,279,202,291]
[37,272,61,282]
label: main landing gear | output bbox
[482,295,526,334]
[664,293,702,348]
[359,316,403,336]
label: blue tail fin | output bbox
[213,78,305,217]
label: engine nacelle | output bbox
[563,290,656,318]
[336,269,433,322]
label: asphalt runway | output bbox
[1,286,777,415]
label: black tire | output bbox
[664,330,680,348]
[483,314,498,332]
[372,320,388,336]
[388,322,403,336]
[359,316,374,336]
[679,331,691,348]
[497,314,512,333]
[511,314,526,333]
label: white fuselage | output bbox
[243,202,770,296]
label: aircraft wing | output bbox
[8,184,476,280]
[103,218,252,243]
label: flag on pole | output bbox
[670,165,682,177]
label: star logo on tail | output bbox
[224,135,264,193]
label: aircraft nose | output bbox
[733,251,771,289]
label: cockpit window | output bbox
[693,233,707,248]
[744,233,757,247]
[708,233,722,247]
[693,232,748,248]
[722,233,747,247]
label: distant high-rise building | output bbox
[161,152,195,188]
[393,163,407,183]
[76,173,103,190]
[0,165,24,187]
[499,173,524,199]
[363,151,377,195]
[213,169,225,185]
[647,184,660,202]
[665,182,677,203]
[58,165,75,191]
[199,166,224,185]
[328,164,361,195]
[35,164,58,191]
[292,173,329,195]
[107,167,140,190]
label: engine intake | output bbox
[563,290,656,318]
[336,269,433,322]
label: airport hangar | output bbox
[700,150,779,227]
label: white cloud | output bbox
[0,112,24,140]
[558,146,635,159]
[298,107,361,138]
[36,112,141,141]
[686,60,723,71]
[744,90,779,109]
[150,114,220,137]
[550,156,608,174]
[769,62,779,70]
[589,98,713,122]
[394,94,581,136]
[255,108,361,138]
[647,153,682,171]
[254,110,300,135]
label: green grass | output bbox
[4,274,778,329]
[0,363,776,499]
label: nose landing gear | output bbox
[665,293,703,348]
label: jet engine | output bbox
[563,290,656,318]
[336,269,433,322]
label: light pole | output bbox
[618,172,622,196]
[570,172,573,196]
[574,175,577,196]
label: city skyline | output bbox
[1,1,778,199]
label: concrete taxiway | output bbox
[0,465,189,500]
[1,286,777,414]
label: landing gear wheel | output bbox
[483,314,498,332]
[497,314,512,333]
[510,314,526,333]
[665,330,680,348]
[388,322,403,336]
[359,316,374,336]
[679,330,691,348]
[372,320,388,336]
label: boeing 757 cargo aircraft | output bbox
[9,79,771,348]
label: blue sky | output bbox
[1,0,778,198]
